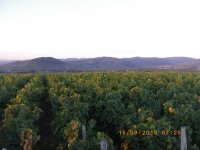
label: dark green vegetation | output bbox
[0,57,198,73]
[0,72,200,150]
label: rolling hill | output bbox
[174,59,200,70]
[120,57,195,69]
[0,60,15,65]
[0,56,198,73]
[0,57,67,72]
[64,57,130,71]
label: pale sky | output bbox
[0,0,200,60]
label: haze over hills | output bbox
[0,57,66,72]
[174,59,200,71]
[0,56,199,73]
[0,60,15,65]
[120,57,195,69]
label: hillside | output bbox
[174,59,200,71]
[0,60,15,65]
[64,57,130,71]
[0,57,67,72]
[0,56,198,72]
[120,57,195,69]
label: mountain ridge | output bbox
[0,56,199,72]
[0,57,66,72]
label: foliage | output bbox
[1,72,200,149]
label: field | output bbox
[0,72,200,150]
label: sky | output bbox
[0,0,200,60]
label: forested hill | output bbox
[0,60,15,65]
[0,57,66,72]
[0,56,198,72]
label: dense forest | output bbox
[0,72,200,150]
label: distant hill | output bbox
[0,60,15,65]
[0,57,66,72]
[120,57,194,69]
[61,58,88,61]
[0,56,198,73]
[64,57,130,71]
[174,59,200,71]
[63,57,197,71]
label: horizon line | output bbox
[0,56,199,61]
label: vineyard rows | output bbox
[0,72,200,150]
